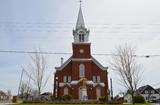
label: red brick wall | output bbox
[91,62,108,89]
[72,61,92,80]
[53,42,108,100]
[54,60,108,100]
[92,62,108,91]
[72,43,91,58]
[56,62,72,82]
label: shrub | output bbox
[99,96,107,103]
[134,95,146,103]
[62,94,73,101]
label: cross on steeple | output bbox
[80,0,82,7]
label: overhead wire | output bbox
[1,22,160,35]
[0,22,160,56]
[0,50,159,58]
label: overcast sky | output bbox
[0,0,160,96]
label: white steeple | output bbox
[76,6,85,29]
[73,2,90,43]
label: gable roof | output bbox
[156,88,160,92]
[55,56,72,71]
[92,57,108,70]
[55,56,108,71]
[137,85,148,93]
[137,85,159,94]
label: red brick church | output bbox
[53,5,109,101]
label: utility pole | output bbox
[18,69,24,96]
[110,78,113,100]
[26,73,31,101]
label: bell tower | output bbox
[72,3,91,58]
[54,0,109,100]
[73,6,90,43]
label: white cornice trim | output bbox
[59,83,71,87]
[93,83,105,87]
[72,42,91,45]
[55,57,72,71]
[72,58,92,61]
[55,56,108,71]
[59,81,105,87]
[70,80,94,85]
[91,57,108,71]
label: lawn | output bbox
[15,103,150,105]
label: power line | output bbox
[1,22,160,28]
[1,21,160,34]
[0,21,160,25]
[0,50,71,55]
[1,25,160,34]
[0,50,159,58]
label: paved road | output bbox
[152,103,160,105]
[0,103,14,105]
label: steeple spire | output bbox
[76,0,85,29]
[73,0,89,43]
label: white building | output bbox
[137,85,160,102]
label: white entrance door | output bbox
[79,87,88,101]
[96,87,101,100]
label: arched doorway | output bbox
[79,87,88,101]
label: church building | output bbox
[53,5,109,101]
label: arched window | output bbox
[97,76,101,82]
[79,32,85,42]
[93,76,96,83]
[63,76,67,82]
[79,64,85,78]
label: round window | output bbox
[80,49,84,53]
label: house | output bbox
[156,88,160,94]
[124,93,132,103]
[0,90,8,101]
[53,4,109,101]
[137,85,160,102]
[41,92,52,101]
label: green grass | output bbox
[15,103,150,105]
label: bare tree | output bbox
[19,81,32,100]
[110,44,142,104]
[6,90,12,100]
[20,82,28,98]
[28,50,49,97]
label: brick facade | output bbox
[72,43,91,58]
[53,5,109,101]
[53,43,109,100]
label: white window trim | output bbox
[97,76,101,83]
[68,76,71,83]
[93,76,96,83]
[79,64,85,78]
[63,76,67,82]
